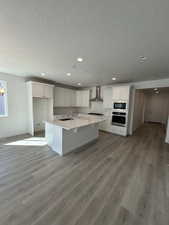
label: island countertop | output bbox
[45,114,106,130]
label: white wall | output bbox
[132,90,145,132]
[0,73,28,138]
[165,116,169,143]
[144,92,169,125]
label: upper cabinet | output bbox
[43,85,53,98]
[27,81,54,136]
[54,87,90,107]
[112,86,130,100]
[102,85,130,108]
[76,90,90,107]
[103,86,113,108]
[32,82,54,98]
[54,87,72,107]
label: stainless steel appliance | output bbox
[90,86,103,102]
[112,111,126,127]
[113,102,127,110]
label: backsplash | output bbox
[54,102,111,116]
[54,107,78,115]
[77,101,104,114]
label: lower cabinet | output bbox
[99,116,112,132]
[99,119,127,136]
[99,111,128,136]
[111,125,127,136]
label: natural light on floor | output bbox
[5,137,47,146]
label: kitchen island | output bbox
[45,114,106,156]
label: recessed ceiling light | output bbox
[139,56,147,63]
[155,91,159,94]
[77,83,81,86]
[154,88,158,91]
[66,73,71,76]
[77,57,83,62]
[112,77,116,81]
[139,56,147,60]
[139,60,145,63]
[41,72,46,76]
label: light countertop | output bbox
[45,114,106,130]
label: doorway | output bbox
[132,87,169,141]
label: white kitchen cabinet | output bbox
[103,86,113,108]
[76,90,90,107]
[44,85,53,98]
[111,125,127,136]
[112,86,130,100]
[54,87,66,107]
[99,110,112,132]
[70,89,76,107]
[54,87,77,107]
[32,82,54,98]
[76,90,82,107]
[27,81,54,136]
[32,83,44,98]
[82,90,90,107]
[54,87,89,107]
[99,116,112,132]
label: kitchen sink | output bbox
[59,118,74,121]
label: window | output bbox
[0,80,8,117]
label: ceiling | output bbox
[143,87,169,94]
[1,0,169,87]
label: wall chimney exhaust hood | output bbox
[90,86,103,102]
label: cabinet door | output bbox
[44,85,53,98]
[63,88,69,106]
[112,86,130,100]
[54,87,76,107]
[112,87,120,100]
[82,90,89,107]
[54,87,64,106]
[70,90,76,107]
[76,91,82,107]
[119,86,130,100]
[32,83,44,98]
[103,87,112,108]
[99,116,112,132]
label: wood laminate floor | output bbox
[0,123,169,225]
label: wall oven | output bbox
[113,102,127,110]
[112,112,126,127]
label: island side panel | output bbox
[62,124,99,155]
[45,122,63,156]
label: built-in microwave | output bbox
[113,102,127,110]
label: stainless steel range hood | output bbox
[90,86,103,102]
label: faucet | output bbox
[66,110,73,118]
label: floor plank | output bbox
[0,123,168,225]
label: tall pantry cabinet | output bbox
[27,81,54,136]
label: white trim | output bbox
[131,78,169,89]
[0,80,8,117]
